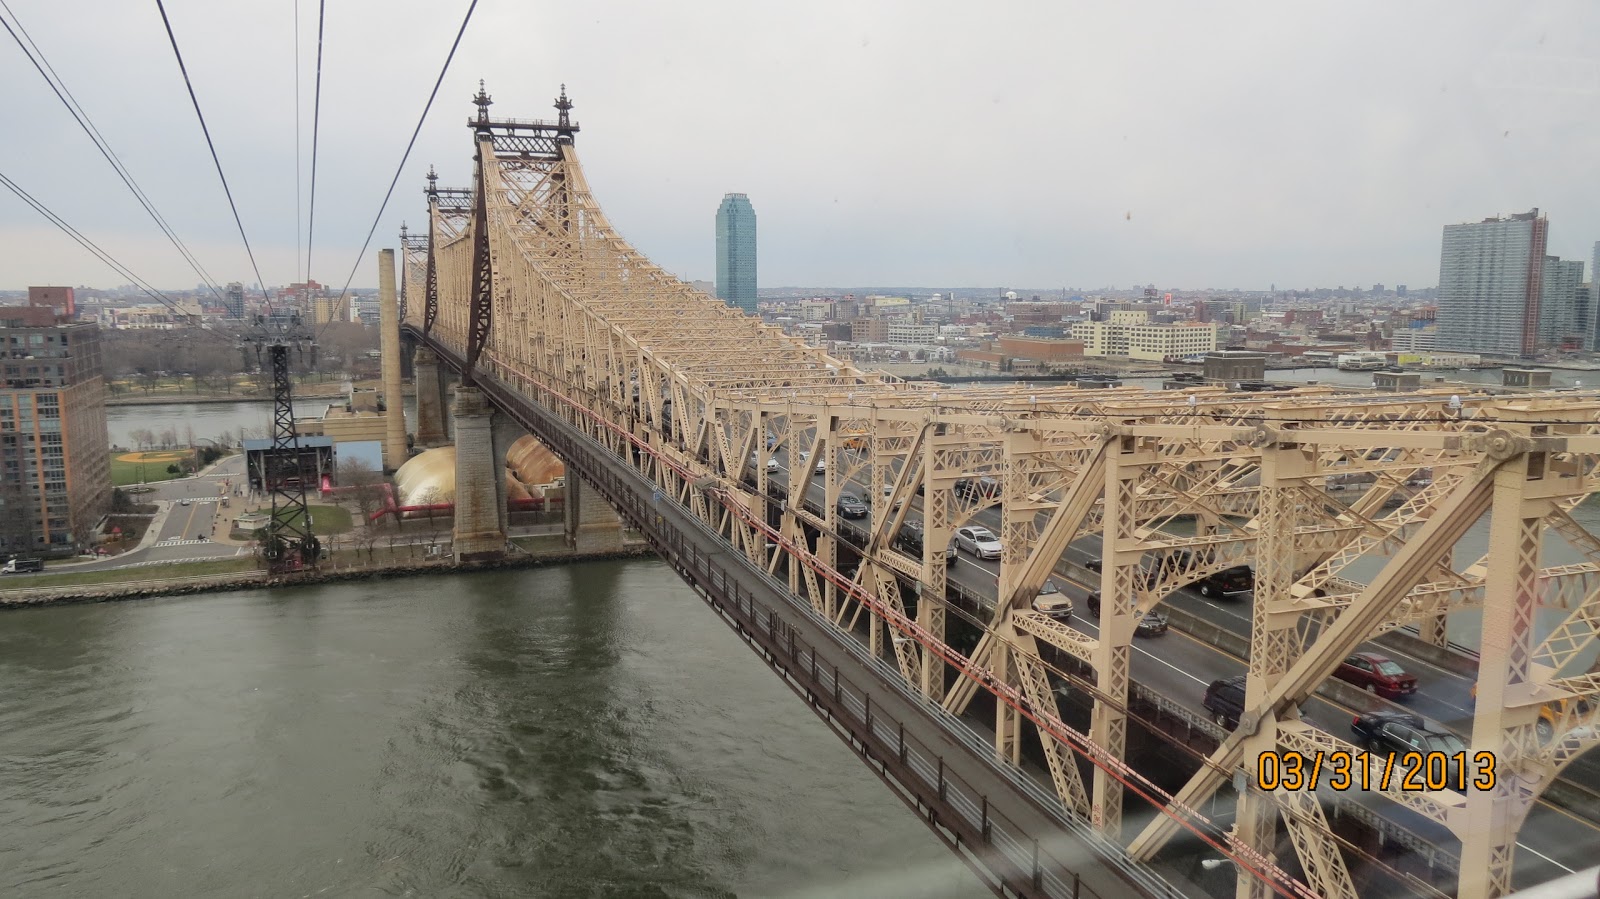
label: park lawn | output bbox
[277,504,354,536]
[13,557,258,589]
[110,456,185,486]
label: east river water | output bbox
[0,561,984,898]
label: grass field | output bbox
[275,504,354,536]
[110,451,193,486]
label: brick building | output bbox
[0,311,110,553]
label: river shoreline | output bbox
[0,544,655,609]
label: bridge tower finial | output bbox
[555,83,575,143]
[473,80,493,132]
[425,165,439,198]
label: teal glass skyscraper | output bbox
[715,193,757,314]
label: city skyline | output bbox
[1,2,1597,291]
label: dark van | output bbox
[1202,675,1247,729]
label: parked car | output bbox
[1084,592,1169,637]
[1334,652,1417,699]
[836,493,869,519]
[898,523,956,566]
[1351,711,1466,786]
[953,526,1002,560]
[1203,675,1248,729]
[1030,580,1072,620]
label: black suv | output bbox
[954,476,1001,502]
[898,523,956,566]
[1161,550,1254,597]
[1194,565,1254,598]
[1202,675,1247,729]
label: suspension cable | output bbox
[314,0,479,345]
[305,0,326,289]
[0,1,227,306]
[0,168,232,346]
[153,0,273,305]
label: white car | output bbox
[954,526,1002,560]
[881,483,905,508]
[799,452,825,474]
[767,457,781,474]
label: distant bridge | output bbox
[390,83,1600,899]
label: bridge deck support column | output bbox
[452,385,505,561]
[563,474,623,554]
[490,414,525,536]
[414,347,448,447]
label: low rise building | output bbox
[1071,312,1219,361]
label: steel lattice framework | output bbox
[405,85,1600,899]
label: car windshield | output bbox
[1039,580,1058,594]
[1376,661,1406,676]
[971,529,995,541]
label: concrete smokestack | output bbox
[378,249,408,471]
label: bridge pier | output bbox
[451,385,506,561]
[563,474,623,554]
[413,346,449,447]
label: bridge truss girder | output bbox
[412,89,1600,899]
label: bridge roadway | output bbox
[418,332,1204,899]
[757,444,1599,887]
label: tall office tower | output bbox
[1538,256,1585,348]
[224,282,246,319]
[0,307,110,553]
[1436,209,1548,357]
[715,193,757,314]
[1592,241,1600,349]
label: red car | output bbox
[1334,652,1417,700]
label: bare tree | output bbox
[338,457,385,522]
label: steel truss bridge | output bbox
[398,84,1600,899]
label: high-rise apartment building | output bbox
[715,193,757,314]
[0,308,111,553]
[1538,256,1585,348]
[224,282,246,319]
[1435,209,1548,357]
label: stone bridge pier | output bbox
[413,346,449,448]
[562,474,623,554]
[451,385,504,562]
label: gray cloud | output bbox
[1,0,1597,293]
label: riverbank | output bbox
[0,543,654,609]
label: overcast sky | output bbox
[1,0,1597,294]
